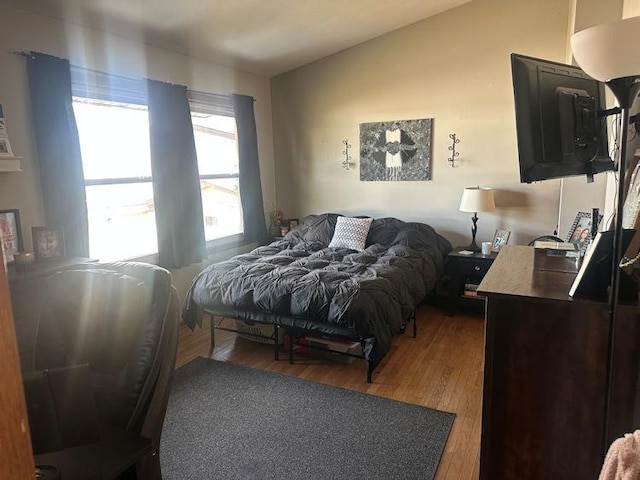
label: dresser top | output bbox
[477,245,578,301]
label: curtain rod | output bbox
[12,50,252,101]
[13,51,35,59]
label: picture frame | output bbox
[492,229,511,252]
[32,226,66,262]
[0,209,23,263]
[289,218,299,229]
[566,211,602,254]
[0,137,14,157]
[0,104,14,158]
[569,229,635,298]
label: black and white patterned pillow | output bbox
[328,217,373,251]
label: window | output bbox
[190,101,243,242]
[72,70,241,261]
[73,97,158,261]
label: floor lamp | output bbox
[571,15,640,448]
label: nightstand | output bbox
[446,247,497,316]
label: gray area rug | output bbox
[161,357,455,479]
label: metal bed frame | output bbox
[205,311,418,383]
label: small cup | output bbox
[481,242,492,256]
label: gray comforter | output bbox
[182,213,451,365]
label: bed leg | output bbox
[367,362,373,383]
[209,315,215,352]
[412,310,417,338]
[274,325,280,361]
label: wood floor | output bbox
[176,304,485,480]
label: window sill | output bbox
[205,233,253,255]
[111,233,254,268]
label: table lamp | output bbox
[459,186,495,252]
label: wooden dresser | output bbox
[477,245,640,480]
[8,258,96,372]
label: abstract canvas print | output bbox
[359,118,432,181]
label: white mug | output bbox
[481,241,492,256]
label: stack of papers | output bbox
[533,241,577,251]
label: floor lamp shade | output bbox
[570,16,640,83]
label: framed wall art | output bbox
[359,118,433,182]
[32,226,66,262]
[0,209,23,263]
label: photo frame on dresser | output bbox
[0,209,23,263]
[492,229,510,252]
[32,226,66,262]
[569,229,635,299]
[566,211,602,254]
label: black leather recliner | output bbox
[33,261,180,479]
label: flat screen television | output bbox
[511,53,614,183]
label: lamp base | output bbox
[465,239,480,252]
[466,212,480,252]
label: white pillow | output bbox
[328,217,373,251]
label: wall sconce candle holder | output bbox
[342,140,352,170]
[448,133,460,167]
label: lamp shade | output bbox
[571,16,640,82]
[459,186,496,213]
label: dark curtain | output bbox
[147,79,206,268]
[26,52,89,258]
[233,94,267,242]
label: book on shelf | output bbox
[464,282,479,292]
[463,289,486,298]
[463,281,485,297]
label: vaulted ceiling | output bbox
[3,0,472,77]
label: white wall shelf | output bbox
[0,157,22,172]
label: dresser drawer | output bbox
[458,259,492,277]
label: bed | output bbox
[182,213,452,381]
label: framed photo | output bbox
[289,218,299,229]
[0,209,23,263]
[492,229,511,252]
[32,226,66,262]
[0,137,14,157]
[566,212,602,254]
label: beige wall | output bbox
[0,4,276,254]
[271,0,577,247]
[623,0,640,17]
